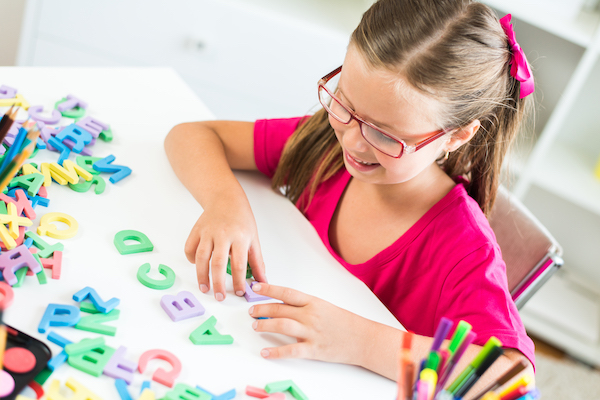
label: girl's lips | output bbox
[345,151,380,172]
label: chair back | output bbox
[488,186,563,309]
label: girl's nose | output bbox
[343,120,371,152]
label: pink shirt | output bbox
[254,117,535,367]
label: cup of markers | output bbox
[397,317,540,400]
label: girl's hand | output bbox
[248,283,371,366]
[185,196,267,301]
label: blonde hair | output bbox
[272,0,531,216]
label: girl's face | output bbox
[332,46,450,186]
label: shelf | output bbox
[483,0,600,47]
[521,273,600,366]
[529,141,600,216]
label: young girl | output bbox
[165,0,535,386]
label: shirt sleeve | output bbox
[435,243,536,369]
[253,117,305,178]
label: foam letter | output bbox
[0,244,41,285]
[0,189,36,219]
[55,124,92,153]
[46,137,71,165]
[25,231,64,258]
[160,291,205,322]
[0,94,30,109]
[75,309,120,336]
[46,331,72,371]
[114,230,153,254]
[46,378,103,400]
[137,263,175,290]
[163,384,210,400]
[0,202,33,239]
[0,281,15,309]
[67,340,115,377]
[189,316,233,345]
[56,94,88,112]
[93,154,131,183]
[69,175,105,194]
[76,116,109,138]
[72,286,120,313]
[138,349,182,388]
[0,85,17,99]
[75,155,103,175]
[104,346,138,384]
[35,250,62,279]
[38,304,80,333]
[8,173,45,197]
[28,105,62,125]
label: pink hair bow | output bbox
[500,14,534,98]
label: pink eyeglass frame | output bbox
[318,66,450,158]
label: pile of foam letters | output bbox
[0,84,308,400]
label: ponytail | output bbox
[443,78,529,215]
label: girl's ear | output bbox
[446,119,481,152]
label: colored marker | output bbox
[470,358,528,400]
[425,351,441,373]
[436,391,454,400]
[480,393,500,400]
[436,331,477,393]
[500,386,529,400]
[514,388,540,400]
[397,332,414,400]
[454,346,504,399]
[404,360,415,400]
[497,374,533,399]
[447,321,472,357]
[437,349,450,378]
[419,368,437,400]
[431,317,453,352]
[416,379,429,400]
[448,337,502,394]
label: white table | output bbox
[0,67,403,399]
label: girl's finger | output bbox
[184,227,201,264]
[194,238,213,293]
[230,242,249,297]
[251,283,309,307]
[249,302,301,320]
[252,317,309,340]
[248,237,268,283]
[260,343,313,360]
[210,241,231,301]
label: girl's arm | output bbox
[164,121,267,300]
[248,283,534,394]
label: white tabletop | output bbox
[0,67,403,399]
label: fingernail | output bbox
[252,320,258,330]
[200,284,208,293]
[236,290,244,297]
[260,349,270,358]
[253,283,262,292]
[248,306,254,315]
[215,292,224,301]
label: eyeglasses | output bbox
[318,66,449,158]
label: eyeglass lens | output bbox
[319,84,404,157]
